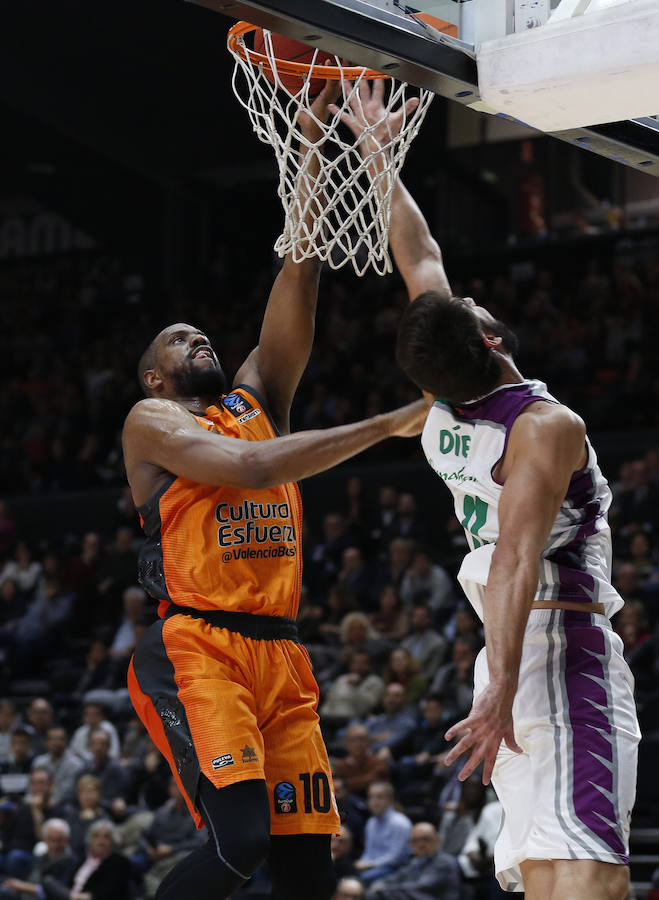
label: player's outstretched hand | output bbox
[299,67,342,142]
[443,684,522,785]
[384,397,431,439]
[327,78,420,153]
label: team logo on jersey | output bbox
[223,393,253,417]
[274,781,297,814]
[241,745,258,763]
[211,753,234,770]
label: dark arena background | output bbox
[0,1,658,898]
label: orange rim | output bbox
[227,21,390,81]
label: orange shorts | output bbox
[128,611,340,836]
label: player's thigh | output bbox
[521,858,629,900]
[257,641,340,836]
[129,616,267,824]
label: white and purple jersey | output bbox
[421,379,623,620]
[422,379,639,886]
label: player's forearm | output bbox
[482,545,538,695]
[390,180,451,300]
[246,414,392,488]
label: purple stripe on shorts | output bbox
[564,618,627,862]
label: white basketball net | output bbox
[228,26,434,276]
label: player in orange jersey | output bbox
[121,81,428,900]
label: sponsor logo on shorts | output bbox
[237,409,261,424]
[241,745,258,763]
[158,706,181,729]
[211,753,234,770]
[274,781,297,814]
[223,393,253,417]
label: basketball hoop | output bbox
[227,22,434,276]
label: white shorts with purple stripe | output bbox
[474,608,641,893]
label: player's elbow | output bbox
[238,445,279,490]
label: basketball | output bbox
[252,29,325,97]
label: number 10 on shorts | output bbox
[299,772,331,814]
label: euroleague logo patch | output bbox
[274,781,297,814]
[223,393,253,417]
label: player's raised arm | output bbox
[234,77,340,435]
[443,402,587,785]
[389,179,452,301]
[329,79,451,301]
[122,395,429,502]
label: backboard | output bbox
[187,0,659,174]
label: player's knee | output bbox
[198,776,270,880]
[217,826,270,878]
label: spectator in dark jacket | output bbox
[366,821,461,900]
[41,819,131,900]
[0,817,77,899]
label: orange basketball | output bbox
[252,29,325,97]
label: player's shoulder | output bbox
[123,398,192,436]
[519,398,585,437]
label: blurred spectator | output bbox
[365,821,461,900]
[0,817,77,900]
[333,725,390,798]
[355,781,411,884]
[382,648,427,707]
[337,548,374,612]
[364,683,417,758]
[0,544,42,597]
[11,579,73,673]
[69,704,120,762]
[369,586,409,643]
[308,513,356,599]
[331,825,358,880]
[399,547,454,622]
[70,642,117,704]
[400,605,447,684]
[370,486,399,552]
[1,730,35,786]
[438,779,486,858]
[321,651,385,721]
[332,775,368,851]
[62,533,101,638]
[136,778,204,898]
[96,528,138,613]
[42,819,132,900]
[391,493,427,543]
[430,636,480,720]
[23,701,54,758]
[457,798,504,894]
[32,728,84,809]
[62,776,105,861]
[108,587,145,661]
[392,695,451,816]
[0,703,19,765]
[378,539,414,593]
[79,731,128,806]
[0,769,61,880]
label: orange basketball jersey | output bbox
[137,385,303,619]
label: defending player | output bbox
[334,81,641,900]
[122,81,428,900]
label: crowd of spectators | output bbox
[0,438,657,897]
[1,227,659,499]
[0,229,657,897]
